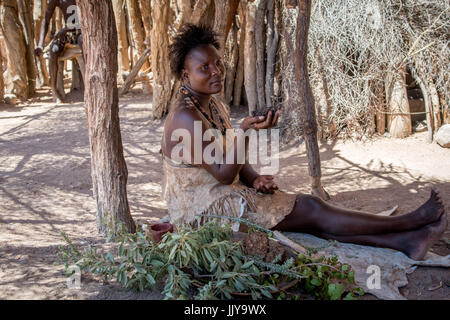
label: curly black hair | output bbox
[169,24,221,79]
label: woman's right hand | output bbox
[239,110,280,131]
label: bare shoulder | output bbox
[169,96,203,129]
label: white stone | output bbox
[435,124,450,148]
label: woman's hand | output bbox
[239,110,280,131]
[252,175,278,194]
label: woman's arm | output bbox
[239,163,259,188]
[168,106,279,185]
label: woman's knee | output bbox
[295,193,324,212]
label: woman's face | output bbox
[182,44,225,95]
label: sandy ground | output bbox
[0,86,449,300]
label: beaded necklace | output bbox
[180,86,226,136]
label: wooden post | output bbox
[151,0,172,119]
[387,70,412,138]
[77,0,136,236]
[255,0,267,109]
[213,0,230,51]
[295,0,329,200]
[71,59,83,92]
[0,38,4,101]
[265,0,279,109]
[243,0,258,115]
[18,0,36,96]
[0,0,28,100]
[312,46,336,139]
[112,0,131,77]
[411,67,433,143]
[191,0,212,25]
[233,0,246,108]
[224,22,239,105]
[427,78,441,131]
[33,0,50,87]
[126,0,148,68]
[138,0,152,40]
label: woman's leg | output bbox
[315,212,447,260]
[273,189,445,236]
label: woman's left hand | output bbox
[253,175,278,194]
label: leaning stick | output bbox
[272,231,308,255]
[119,46,151,96]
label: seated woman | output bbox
[160,24,447,261]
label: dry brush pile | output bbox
[305,0,449,140]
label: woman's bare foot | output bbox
[405,211,448,261]
[407,188,445,229]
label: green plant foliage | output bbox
[57,220,363,300]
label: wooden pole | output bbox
[0,0,28,100]
[151,0,172,119]
[243,0,258,115]
[387,69,412,138]
[126,0,148,69]
[294,0,329,200]
[233,0,246,108]
[0,38,4,101]
[18,0,37,96]
[411,68,433,143]
[255,0,267,109]
[77,0,136,236]
[112,0,131,77]
[33,0,50,87]
[265,0,279,109]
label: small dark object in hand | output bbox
[252,107,279,121]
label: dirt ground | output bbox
[0,86,449,300]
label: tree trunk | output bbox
[56,60,65,100]
[0,0,28,100]
[18,0,36,96]
[376,106,386,134]
[265,0,278,109]
[33,0,50,87]
[126,0,148,67]
[213,0,230,51]
[112,0,131,78]
[77,0,136,236]
[175,0,191,29]
[312,45,336,139]
[440,90,449,125]
[279,1,299,141]
[427,78,441,131]
[71,59,83,92]
[224,21,239,105]
[191,0,212,25]
[126,0,151,93]
[295,0,329,200]
[138,0,152,41]
[243,0,258,115]
[55,6,63,30]
[225,0,240,42]
[0,39,4,101]
[255,0,267,110]
[151,0,172,119]
[387,70,412,139]
[233,1,246,108]
[410,66,433,143]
